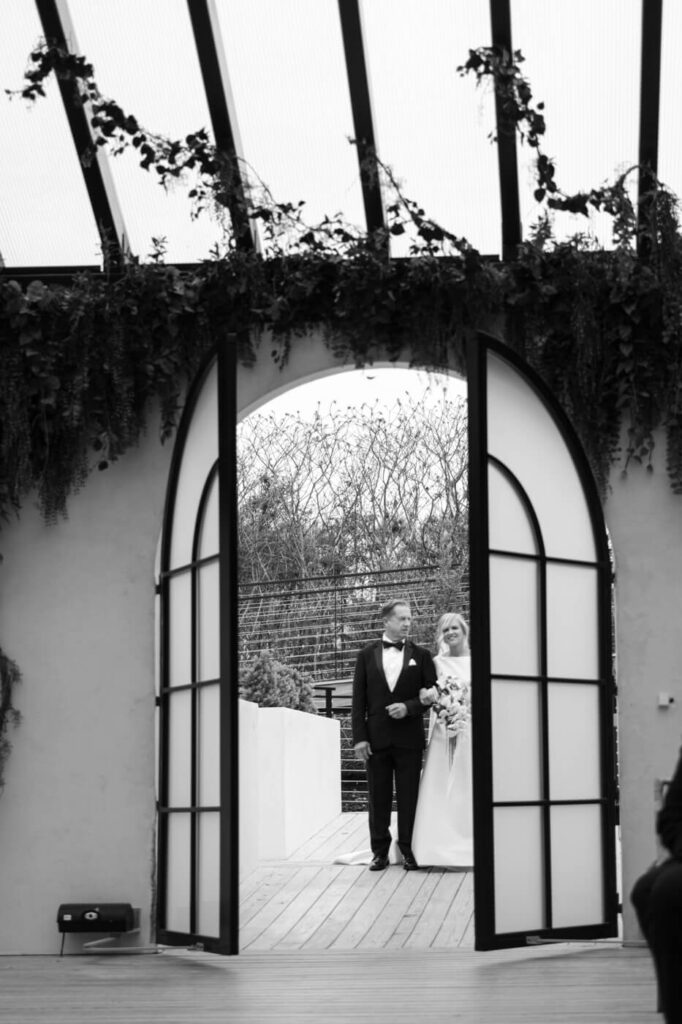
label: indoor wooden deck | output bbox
[240,810,474,952]
[1,944,655,1024]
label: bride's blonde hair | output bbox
[434,612,470,655]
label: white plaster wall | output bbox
[605,441,682,943]
[237,330,361,420]
[0,423,171,953]
[257,708,341,859]
[0,321,674,953]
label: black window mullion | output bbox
[489,548,610,570]
[160,553,219,582]
[157,572,171,931]
[539,551,553,931]
[189,559,199,937]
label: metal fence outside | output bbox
[238,563,470,687]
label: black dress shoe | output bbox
[369,855,389,871]
[402,853,418,871]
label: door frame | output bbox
[156,330,618,954]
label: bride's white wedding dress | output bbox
[411,653,473,869]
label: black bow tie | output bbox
[383,640,404,651]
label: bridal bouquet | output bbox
[420,675,471,737]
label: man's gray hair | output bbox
[380,598,411,620]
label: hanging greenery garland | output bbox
[2,39,682,521]
[0,649,21,790]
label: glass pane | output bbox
[548,683,601,801]
[659,1,682,211]
[197,812,221,938]
[512,0,641,249]
[199,471,219,559]
[215,0,365,239]
[492,680,541,803]
[550,804,604,928]
[487,350,597,562]
[489,555,539,677]
[168,690,192,809]
[0,6,102,266]
[69,0,223,262]
[170,360,218,569]
[546,564,599,680]
[488,460,538,555]
[361,0,500,256]
[166,813,191,934]
[198,684,220,808]
[169,571,192,688]
[494,806,545,933]
[198,562,220,682]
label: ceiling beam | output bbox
[489,0,522,261]
[34,0,129,268]
[637,0,663,256]
[186,0,255,252]
[337,0,386,239]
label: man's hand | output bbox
[386,702,407,719]
[354,741,372,763]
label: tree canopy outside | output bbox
[237,386,469,584]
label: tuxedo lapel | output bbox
[372,641,387,686]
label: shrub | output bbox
[240,650,318,715]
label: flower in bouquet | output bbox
[428,675,471,737]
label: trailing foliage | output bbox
[0,649,21,790]
[239,650,318,715]
[2,39,682,512]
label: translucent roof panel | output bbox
[68,0,225,263]
[0,4,102,266]
[658,2,682,211]
[361,0,501,257]
[511,0,642,248]
[214,0,366,245]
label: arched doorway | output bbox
[155,331,618,954]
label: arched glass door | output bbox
[156,332,617,955]
[468,336,618,950]
[156,344,239,954]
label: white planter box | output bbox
[239,699,260,879]
[257,708,341,859]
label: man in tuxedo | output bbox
[352,599,436,871]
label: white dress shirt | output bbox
[381,634,405,692]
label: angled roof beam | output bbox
[337,0,386,241]
[34,0,130,269]
[489,0,522,261]
[637,0,663,257]
[186,0,255,252]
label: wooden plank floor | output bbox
[0,945,656,1024]
[240,811,475,951]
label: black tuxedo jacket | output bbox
[351,638,436,751]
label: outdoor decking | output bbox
[240,810,474,951]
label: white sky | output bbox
[5,0,674,265]
[253,366,467,420]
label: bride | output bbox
[411,612,473,869]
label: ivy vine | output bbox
[0,649,21,790]
[3,40,681,503]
